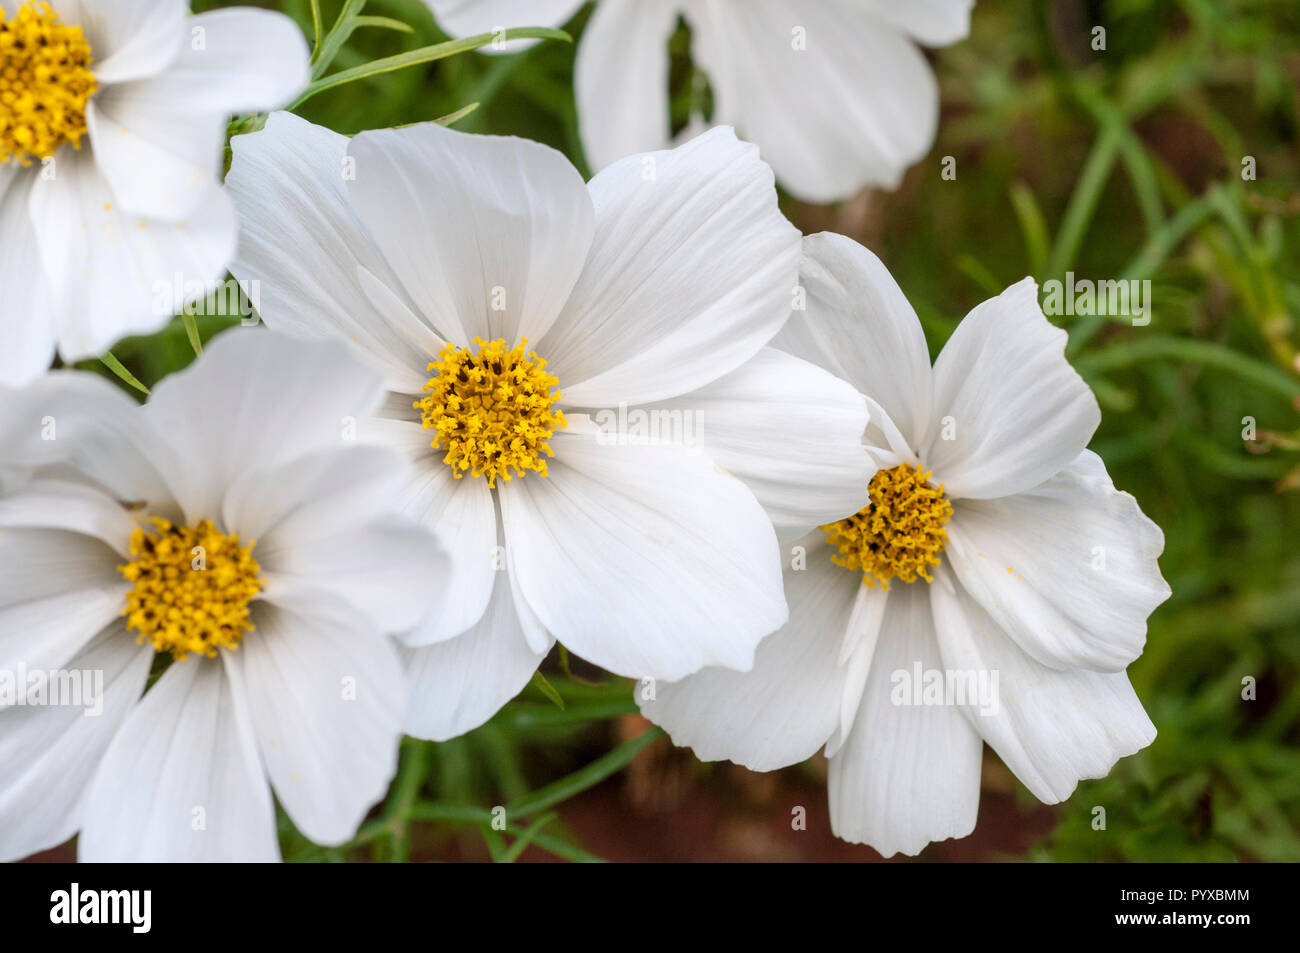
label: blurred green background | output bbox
[87,0,1300,861]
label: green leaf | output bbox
[436,102,480,126]
[180,311,203,357]
[530,670,565,711]
[527,831,605,863]
[497,698,637,731]
[311,0,368,78]
[100,352,150,395]
[499,813,557,863]
[295,27,573,107]
[1009,182,1051,279]
[1047,121,1123,280]
[352,15,415,35]
[505,727,661,820]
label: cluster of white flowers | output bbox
[0,0,1169,862]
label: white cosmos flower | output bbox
[0,329,448,861]
[424,0,973,202]
[0,0,308,387]
[641,232,1171,857]
[225,112,876,740]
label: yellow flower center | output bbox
[118,518,263,661]
[0,2,97,166]
[415,337,566,487]
[821,463,953,589]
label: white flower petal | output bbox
[862,0,974,46]
[346,121,595,347]
[63,0,187,85]
[226,112,438,394]
[0,369,180,514]
[140,8,309,114]
[636,347,873,537]
[575,0,680,171]
[689,0,939,201]
[232,601,404,846]
[925,278,1101,500]
[0,628,151,861]
[391,459,499,647]
[140,329,386,526]
[824,577,891,758]
[931,566,1157,803]
[424,0,584,51]
[0,475,137,556]
[86,94,225,221]
[258,514,447,638]
[221,445,403,545]
[30,150,236,361]
[222,445,448,636]
[0,167,54,386]
[778,231,935,450]
[87,7,308,222]
[827,582,982,856]
[404,564,552,740]
[544,127,800,406]
[79,658,278,861]
[641,539,861,771]
[0,510,128,679]
[499,423,786,680]
[944,449,1171,672]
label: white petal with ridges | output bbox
[943,449,1170,672]
[0,628,151,861]
[226,112,440,395]
[931,566,1157,803]
[542,127,800,407]
[925,278,1101,500]
[0,167,54,386]
[827,582,982,856]
[635,347,873,537]
[641,539,861,771]
[688,0,939,201]
[346,122,595,347]
[140,330,386,526]
[575,0,681,171]
[499,423,786,680]
[778,232,935,450]
[404,565,552,740]
[30,150,236,361]
[232,601,404,846]
[79,659,278,862]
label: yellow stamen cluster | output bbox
[0,2,97,165]
[118,518,263,661]
[415,337,566,487]
[822,463,953,589]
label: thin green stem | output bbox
[308,0,323,54]
[311,0,368,78]
[293,27,571,107]
[100,352,149,395]
[180,312,203,357]
[384,738,431,862]
[499,813,557,863]
[1047,122,1123,280]
[505,727,660,820]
